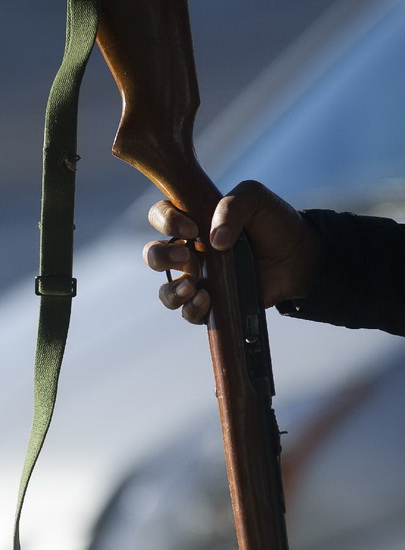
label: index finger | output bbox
[148,200,198,239]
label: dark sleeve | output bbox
[277,210,405,336]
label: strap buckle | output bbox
[35,276,77,298]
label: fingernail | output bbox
[180,221,198,239]
[176,279,194,298]
[211,225,232,250]
[192,290,206,307]
[169,245,189,263]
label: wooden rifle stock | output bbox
[96,1,289,548]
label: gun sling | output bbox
[13,1,99,548]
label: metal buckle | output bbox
[35,276,77,298]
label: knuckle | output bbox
[148,200,175,235]
[212,196,234,224]
[142,243,152,266]
[231,180,275,220]
[147,201,163,227]
[144,242,166,271]
[220,181,265,214]
[147,200,197,239]
[238,179,264,192]
[181,289,210,325]
[237,180,267,206]
[182,304,203,325]
[158,277,196,311]
[159,283,179,310]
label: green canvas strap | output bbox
[13,1,99,548]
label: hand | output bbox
[143,180,320,324]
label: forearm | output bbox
[278,210,405,336]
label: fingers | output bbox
[182,288,210,325]
[146,182,275,323]
[143,238,200,279]
[149,182,269,253]
[148,200,198,239]
[210,180,270,250]
[158,275,195,309]
[159,276,210,324]
[143,238,209,324]
[143,240,191,272]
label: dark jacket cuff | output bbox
[276,210,405,336]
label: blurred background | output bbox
[1,0,405,549]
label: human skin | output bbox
[143,180,321,324]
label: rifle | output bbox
[97,1,289,548]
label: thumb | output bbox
[210,180,267,250]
